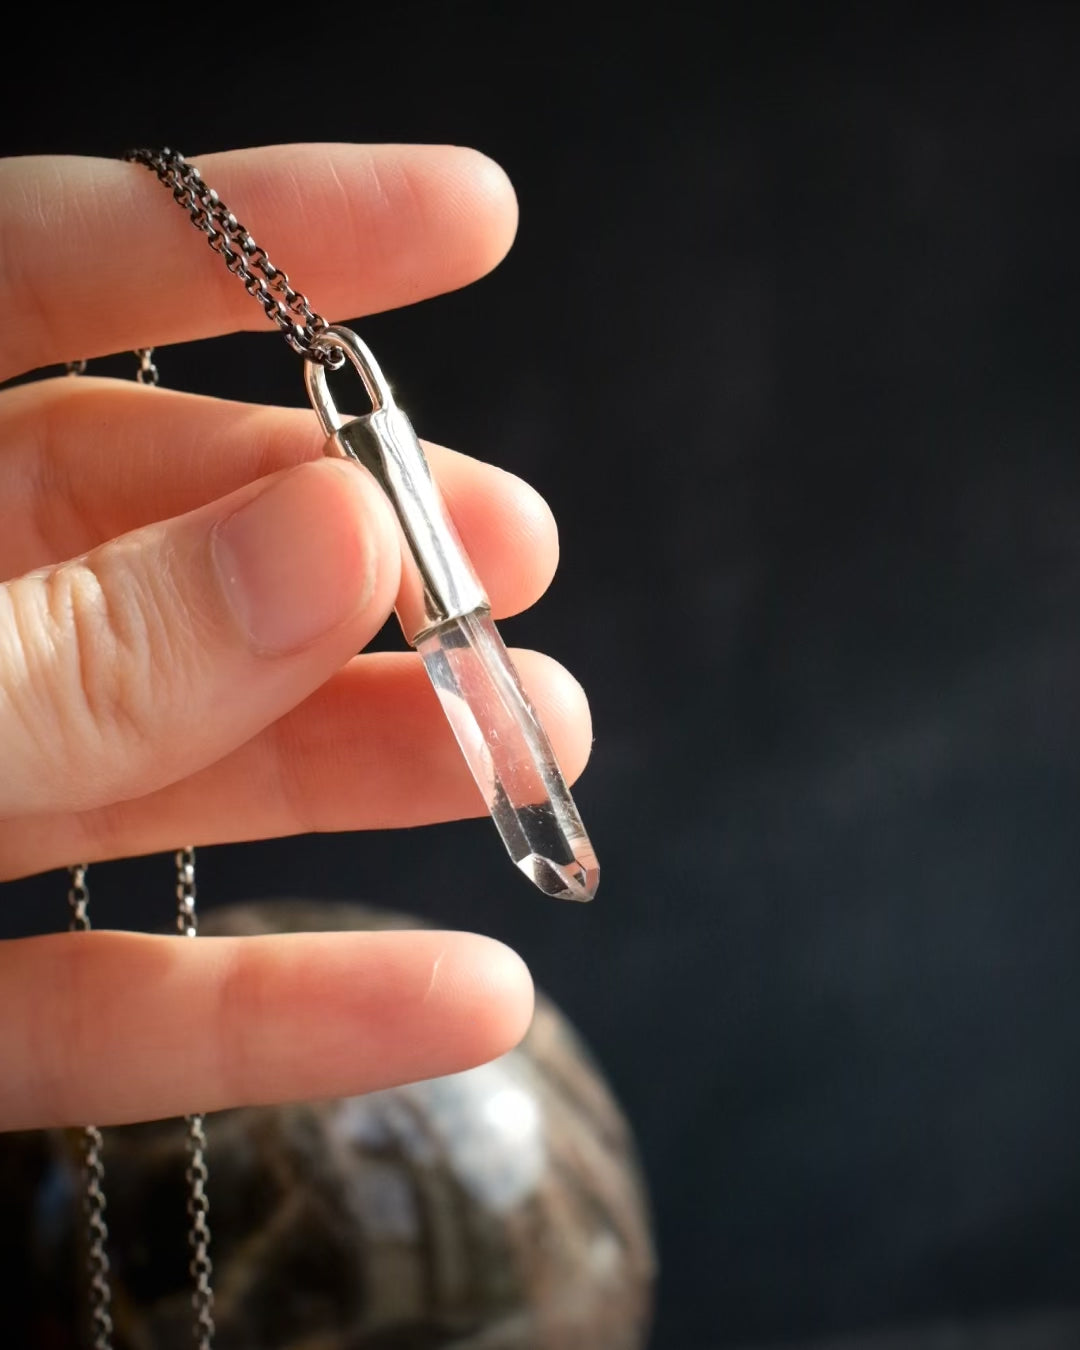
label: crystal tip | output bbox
[517,851,599,903]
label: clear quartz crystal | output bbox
[417,610,599,901]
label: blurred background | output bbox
[4,5,1080,1347]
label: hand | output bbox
[0,145,592,1132]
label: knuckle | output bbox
[4,540,194,797]
[51,553,151,749]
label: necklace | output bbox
[126,147,599,903]
[65,144,600,1348]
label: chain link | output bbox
[125,147,344,369]
[67,863,91,933]
[176,848,215,1350]
[67,866,114,1350]
[175,846,197,938]
[134,347,159,386]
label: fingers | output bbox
[0,377,558,619]
[0,459,402,818]
[0,145,518,381]
[1,650,592,878]
[0,928,534,1129]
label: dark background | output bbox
[4,6,1080,1347]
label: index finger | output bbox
[0,144,518,381]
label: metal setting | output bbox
[304,326,488,643]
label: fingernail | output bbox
[212,461,377,654]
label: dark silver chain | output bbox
[125,147,344,368]
[67,865,114,1350]
[176,846,197,938]
[67,863,92,934]
[176,847,215,1350]
[185,1114,214,1349]
[66,851,215,1350]
[134,346,159,386]
[65,351,213,1349]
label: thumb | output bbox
[0,458,400,819]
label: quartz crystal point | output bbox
[418,611,599,901]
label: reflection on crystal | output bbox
[417,611,599,901]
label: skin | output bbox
[0,145,594,1131]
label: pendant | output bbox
[305,328,599,901]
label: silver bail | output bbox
[304,325,489,645]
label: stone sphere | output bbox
[0,901,655,1349]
